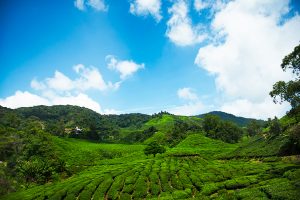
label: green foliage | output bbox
[0,108,68,194]
[246,119,262,136]
[203,114,221,133]
[166,119,193,146]
[198,111,265,127]
[279,124,300,155]
[202,115,243,143]
[270,43,300,114]
[269,117,282,136]
[144,142,166,157]
[169,134,238,159]
[123,126,157,143]
[1,105,300,200]
[3,152,300,200]
[16,105,152,142]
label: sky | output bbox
[0,0,300,119]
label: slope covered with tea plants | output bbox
[0,103,299,199]
[3,130,300,200]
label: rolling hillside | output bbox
[0,105,299,199]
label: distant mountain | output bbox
[196,111,265,127]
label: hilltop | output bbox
[196,111,265,127]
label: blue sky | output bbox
[1,0,300,119]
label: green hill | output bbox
[197,111,265,127]
[1,105,300,199]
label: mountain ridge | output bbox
[196,111,265,127]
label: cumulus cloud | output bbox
[106,55,145,80]
[130,0,162,21]
[0,91,102,113]
[169,101,204,116]
[195,0,300,119]
[74,0,107,11]
[50,93,102,112]
[0,63,138,113]
[169,87,208,116]
[177,87,198,101]
[194,0,228,14]
[194,0,209,12]
[74,0,85,10]
[1,57,145,114]
[220,98,290,120]
[72,64,115,91]
[166,0,206,46]
[32,64,117,92]
[0,91,50,109]
[47,71,74,91]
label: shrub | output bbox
[107,175,124,200]
[132,176,148,198]
[93,176,113,199]
[144,142,166,157]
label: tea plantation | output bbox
[0,105,299,199]
[3,134,300,200]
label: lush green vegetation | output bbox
[1,103,300,199]
[2,130,300,200]
[202,114,244,143]
[197,111,265,127]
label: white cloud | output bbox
[74,0,85,10]
[169,101,204,116]
[166,0,206,46]
[194,0,228,14]
[106,55,145,80]
[194,0,209,12]
[0,63,135,113]
[47,71,74,91]
[72,64,113,91]
[74,0,107,11]
[0,91,50,109]
[51,93,102,112]
[87,0,107,11]
[177,87,198,101]
[220,98,290,119]
[0,91,102,113]
[195,0,300,119]
[31,79,46,90]
[169,87,208,115]
[32,64,116,93]
[11,59,142,113]
[130,0,162,21]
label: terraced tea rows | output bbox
[4,155,300,200]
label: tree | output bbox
[202,115,221,133]
[246,120,261,136]
[270,43,300,112]
[269,117,282,136]
[279,124,300,155]
[202,114,243,143]
[144,142,166,157]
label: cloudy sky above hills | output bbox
[1,0,300,119]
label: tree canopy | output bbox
[202,115,243,143]
[270,43,300,113]
[144,142,166,157]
